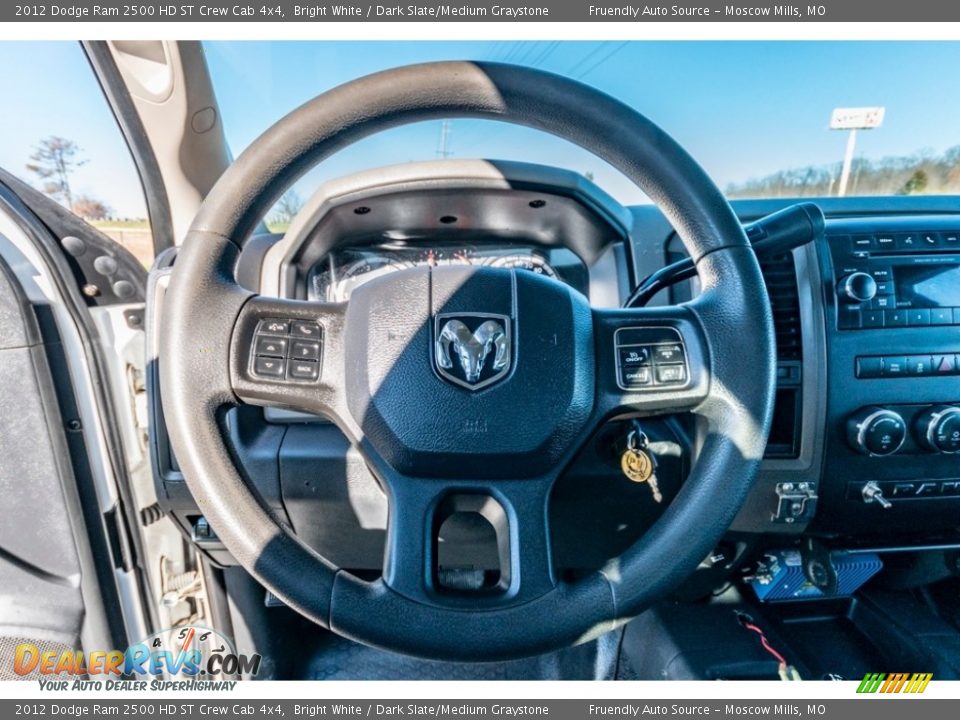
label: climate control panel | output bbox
[846,404,960,456]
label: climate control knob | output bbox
[837,272,878,304]
[847,407,907,456]
[915,405,960,454]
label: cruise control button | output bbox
[259,318,291,335]
[287,359,320,381]
[253,356,285,378]
[653,343,685,364]
[254,336,287,358]
[621,366,652,387]
[291,340,321,361]
[619,346,651,366]
[291,321,322,339]
[655,365,686,384]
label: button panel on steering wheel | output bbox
[615,326,689,391]
[250,318,323,382]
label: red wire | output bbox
[743,621,788,666]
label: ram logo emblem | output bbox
[434,314,512,390]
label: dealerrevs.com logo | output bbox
[857,672,933,694]
[11,625,260,690]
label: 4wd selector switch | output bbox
[915,405,960,454]
[847,406,907,456]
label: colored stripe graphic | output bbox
[857,672,931,693]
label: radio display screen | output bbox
[896,264,960,307]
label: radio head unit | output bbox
[829,228,960,330]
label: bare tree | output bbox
[270,189,304,227]
[26,136,87,208]
[72,195,111,221]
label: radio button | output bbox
[931,308,952,325]
[870,267,893,282]
[851,235,876,251]
[895,233,920,251]
[838,306,862,329]
[876,235,896,251]
[862,310,885,328]
[907,308,931,326]
[884,309,907,327]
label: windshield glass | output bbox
[205,40,960,218]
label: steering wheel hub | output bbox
[345,265,594,479]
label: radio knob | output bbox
[847,407,907,456]
[838,272,878,304]
[916,405,960,454]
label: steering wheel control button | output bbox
[656,364,686,384]
[287,359,320,381]
[291,321,322,339]
[253,356,285,378]
[250,318,324,382]
[254,336,287,358]
[847,406,907,456]
[614,327,690,392]
[291,340,321,361]
[622,367,652,387]
[653,343,684,364]
[619,347,651,366]
[259,318,291,335]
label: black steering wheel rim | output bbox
[159,61,776,661]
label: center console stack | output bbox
[818,216,960,537]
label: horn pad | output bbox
[344,266,595,479]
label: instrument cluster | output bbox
[308,242,581,303]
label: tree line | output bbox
[726,145,960,198]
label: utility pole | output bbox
[436,121,452,159]
[830,107,885,197]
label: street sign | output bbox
[830,107,886,130]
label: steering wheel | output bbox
[160,62,775,661]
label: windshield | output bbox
[206,40,960,217]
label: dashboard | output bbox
[146,160,960,573]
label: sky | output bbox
[1,41,959,218]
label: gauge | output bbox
[312,255,413,302]
[486,253,557,277]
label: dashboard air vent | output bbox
[757,252,802,361]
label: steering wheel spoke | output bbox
[593,304,711,418]
[381,475,557,608]
[229,294,347,417]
